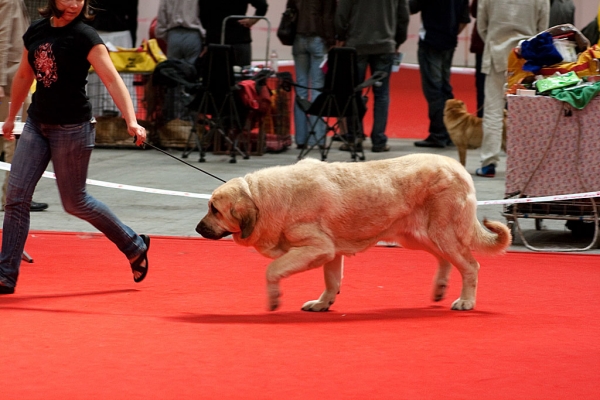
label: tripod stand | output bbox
[183,44,251,163]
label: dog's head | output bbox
[444,99,467,116]
[196,177,258,240]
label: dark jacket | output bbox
[286,0,336,47]
[199,0,268,45]
[549,0,575,28]
[89,0,139,45]
[409,0,470,51]
[335,0,410,55]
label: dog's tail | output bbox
[472,219,512,254]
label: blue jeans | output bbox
[417,44,455,143]
[356,53,393,148]
[167,27,202,64]
[0,118,146,288]
[293,35,327,146]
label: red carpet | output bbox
[279,64,477,140]
[378,66,477,139]
[0,232,597,399]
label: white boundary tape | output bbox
[0,162,211,200]
[0,161,597,205]
[477,191,600,206]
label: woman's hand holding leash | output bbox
[128,123,146,147]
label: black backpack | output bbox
[581,17,599,46]
[152,59,199,91]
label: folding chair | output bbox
[184,44,250,163]
[294,47,387,161]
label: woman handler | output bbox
[0,0,150,293]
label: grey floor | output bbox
[15,137,600,253]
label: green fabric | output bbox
[535,71,580,93]
[549,81,600,109]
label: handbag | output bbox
[276,8,298,46]
[581,17,599,46]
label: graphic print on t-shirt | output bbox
[34,43,58,88]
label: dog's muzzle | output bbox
[196,220,231,240]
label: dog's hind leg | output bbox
[301,255,344,312]
[432,258,452,302]
[445,251,480,311]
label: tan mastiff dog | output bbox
[197,154,511,312]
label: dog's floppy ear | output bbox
[231,191,258,239]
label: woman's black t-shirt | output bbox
[24,18,104,124]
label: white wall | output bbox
[137,0,597,67]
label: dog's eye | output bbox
[211,203,219,215]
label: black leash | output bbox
[136,137,226,183]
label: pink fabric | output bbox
[505,95,600,196]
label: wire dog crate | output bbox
[88,72,155,147]
[503,197,600,251]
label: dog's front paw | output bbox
[267,283,281,311]
[451,298,475,311]
[433,284,448,302]
[301,299,333,312]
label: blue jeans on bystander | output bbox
[292,35,327,147]
[417,44,455,144]
[356,53,393,148]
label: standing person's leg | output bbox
[292,36,310,147]
[440,48,455,144]
[1,140,16,210]
[0,84,30,211]
[475,52,485,118]
[440,49,455,103]
[307,36,327,146]
[47,121,148,271]
[165,29,202,120]
[1,94,44,211]
[0,119,51,291]
[414,44,450,148]
[478,68,505,177]
[369,53,393,151]
[0,89,16,208]
[232,43,252,67]
[167,28,202,64]
[339,54,368,150]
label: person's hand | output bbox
[2,119,15,141]
[0,86,5,99]
[128,122,147,147]
[238,18,258,28]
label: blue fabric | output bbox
[520,32,563,73]
[0,119,146,287]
